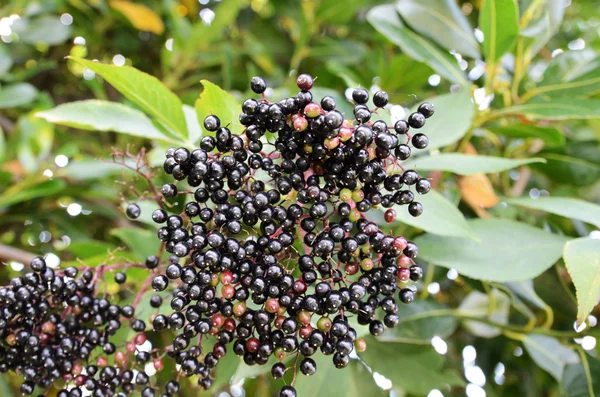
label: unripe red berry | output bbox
[246,338,259,353]
[212,313,225,328]
[97,357,108,367]
[385,209,396,223]
[293,280,307,294]
[299,325,314,339]
[135,333,147,346]
[154,359,165,372]
[397,267,410,282]
[293,116,308,132]
[220,270,233,285]
[296,74,314,90]
[265,298,280,313]
[222,285,235,299]
[304,102,321,118]
[393,236,408,251]
[398,255,411,268]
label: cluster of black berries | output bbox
[149,75,432,396]
[0,256,167,397]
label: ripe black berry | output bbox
[394,120,409,135]
[118,75,435,395]
[408,202,423,217]
[412,133,429,149]
[300,357,317,376]
[126,203,141,219]
[395,144,411,160]
[321,95,336,111]
[271,362,286,379]
[204,115,220,132]
[279,386,297,397]
[161,184,177,198]
[416,178,431,194]
[352,88,369,104]
[114,272,126,284]
[399,288,415,304]
[373,90,389,108]
[152,275,169,291]
[152,209,168,223]
[30,256,46,272]
[418,102,435,118]
[408,112,426,129]
[410,265,423,281]
[250,76,267,94]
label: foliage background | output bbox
[1,0,600,396]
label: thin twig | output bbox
[0,243,36,264]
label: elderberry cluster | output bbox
[0,257,170,397]
[148,75,433,396]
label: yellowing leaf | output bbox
[563,237,600,326]
[457,144,500,214]
[110,1,165,35]
[458,173,500,212]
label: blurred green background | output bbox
[1,0,600,396]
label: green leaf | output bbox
[414,219,569,282]
[183,104,202,145]
[325,61,363,88]
[563,354,600,397]
[520,0,566,57]
[194,80,242,136]
[62,159,136,181]
[458,289,510,338]
[312,39,369,66]
[0,375,12,396]
[530,52,600,99]
[387,189,474,239]
[531,153,600,186]
[110,228,161,261]
[377,300,458,343]
[395,0,479,59]
[184,0,244,52]
[496,98,600,120]
[0,45,13,76]
[37,100,176,142]
[408,89,474,150]
[0,83,38,109]
[315,0,364,25]
[206,343,240,390]
[541,50,597,85]
[563,237,600,326]
[403,153,545,175]
[359,339,464,394]
[507,197,600,228]
[487,124,565,147]
[504,280,548,310]
[68,240,117,259]
[0,179,66,208]
[479,0,519,62]
[13,16,71,45]
[0,125,5,164]
[60,252,140,269]
[367,4,467,85]
[68,57,187,140]
[16,113,54,173]
[294,355,386,397]
[522,335,579,382]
